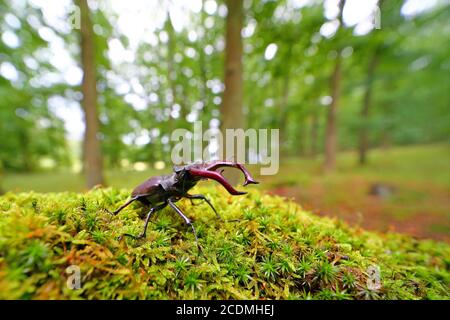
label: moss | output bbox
[0,187,449,300]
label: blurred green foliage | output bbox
[0,0,449,172]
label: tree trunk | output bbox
[220,0,244,185]
[324,55,341,171]
[358,52,379,165]
[297,120,307,156]
[279,48,292,153]
[79,0,104,188]
[164,14,178,157]
[166,14,184,123]
[0,161,4,194]
[381,130,391,150]
[309,112,319,157]
[19,129,32,171]
[324,0,344,172]
[199,0,208,109]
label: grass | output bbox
[3,144,449,192]
[2,168,162,193]
[2,144,449,241]
[0,186,449,299]
[262,143,450,188]
[259,144,450,241]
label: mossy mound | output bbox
[0,187,448,299]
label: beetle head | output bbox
[173,165,192,182]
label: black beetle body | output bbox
[109,161,258,247]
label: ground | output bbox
[261,144,450,242]
[0,187,449,299]
[3,144,450,242]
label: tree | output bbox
[358,48,380,164]
[221,0,244,185]
[324,0,345,172]
[356,0,387,165]
[79,0,104,188]
[0,1,70,172]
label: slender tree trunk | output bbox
[199,0,208,109]
[110,138,121,168]
[79,0,104,188]
[324,55,341,171]
[309,112,319,157]
[381,130,391,149]
[358,52,379,165]
[0,161,4,194]
[19,130,32,171]
[279,48,292,153]
[380,101,391,150]
[220,0,244,185]
[297,120,307,156]
[324,0,344,172]
[166,15,179,130]
[80,138,86,174]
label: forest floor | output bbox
[3,144,450,242]
[1,187,449,299]
[260,144,450,243]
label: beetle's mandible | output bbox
[107,160,259,248]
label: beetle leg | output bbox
[168,198,202,252]
[121,202,167,240]
[108,196,139,216]
[185,194,222,221]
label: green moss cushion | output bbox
[0,187,448,299]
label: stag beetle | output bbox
[108,161,259,247]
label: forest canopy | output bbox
[0,0,449,175]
